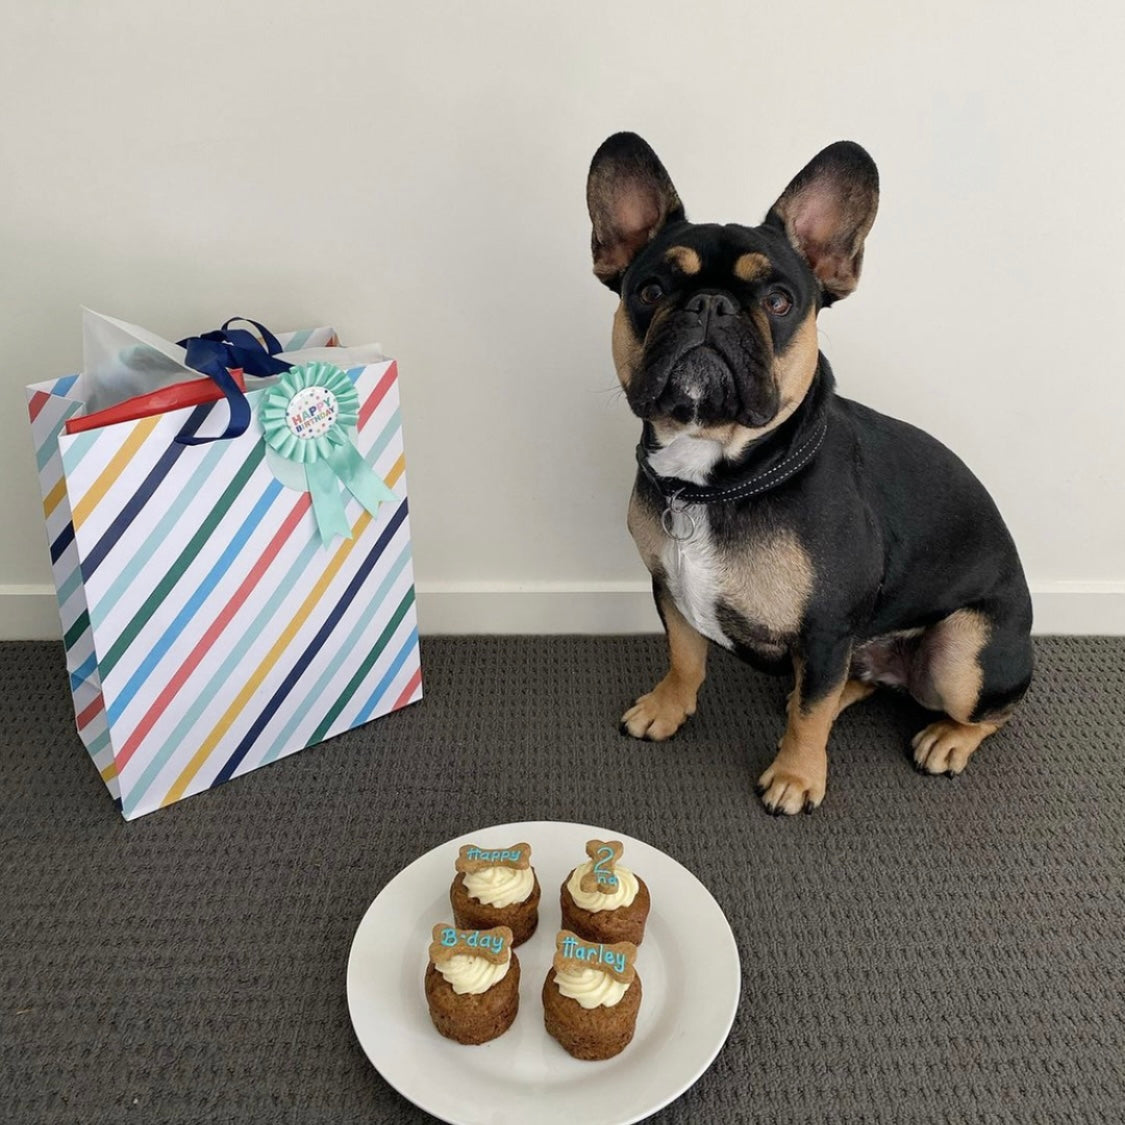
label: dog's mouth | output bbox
[629,340,779,429]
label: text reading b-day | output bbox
[429,923,512,964]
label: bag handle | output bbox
[174,318,291,446]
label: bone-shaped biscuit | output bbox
[428,923,513,966]
[579,839,624,894]
[552,929,637,985]
[454,842,532,875]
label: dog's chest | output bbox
[636,434,812,653]
[659,521,733,649]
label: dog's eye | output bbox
[638,283,664,306]
[764,290,793,316]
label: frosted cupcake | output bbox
[424,923,520,1045]
[560,839,650,946]
[542,929,642,1060]
[450,841,540,946]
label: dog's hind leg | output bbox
[908,604,1033,776]
[620,579,708,741]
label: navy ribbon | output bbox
[174,317,291,446]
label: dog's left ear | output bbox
[587,132,685,291]
[766,141,879,304]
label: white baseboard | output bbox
[2,580,1124,640]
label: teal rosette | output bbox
[259,361,395,544]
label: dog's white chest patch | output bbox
[660,519,733,650]
[645,435,733,648]
[646,431,724,485]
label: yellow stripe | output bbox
[43,477,68,519]
[100,760,118,783]
[71,415,164,531]
[160,454,406,807]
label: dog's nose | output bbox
[685,291,738,335]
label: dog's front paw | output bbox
[619,682,695,741]
[756,759,826,816]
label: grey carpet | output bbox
[1,636,1123,1124]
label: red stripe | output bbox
[77,693,104,730]
[114,494,311,770]
[28,390,51,423]
[359,361,397,429]
[391,666,423,711]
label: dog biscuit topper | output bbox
[553,929,637,985]
[454,842,531,875]
[428,923,512,966]
[579,839,624,894]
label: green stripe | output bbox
[64,610,90,651]
[100,442,266,678]
[307,586,415,746]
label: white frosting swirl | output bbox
[436,953,510,995]
[566,861,639,912]
[463,865,535,908]
[554,966,629,1009]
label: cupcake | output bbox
[560,839,650,946]
[450,841,540,946]
[424,923,520,1045]
[543,929,642,1060]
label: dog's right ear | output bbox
[587,132,685,291]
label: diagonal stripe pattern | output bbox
[27,340,421,820]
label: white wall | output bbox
[3,0,1124,636]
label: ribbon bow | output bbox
[259,362,396,544]
[175,317,291,446]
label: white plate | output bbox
[347,820,741,1125]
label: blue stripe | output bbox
[81,406,210,578]
[255,538,412,767]
[69,652,98,692]
[54,374,80,396]
[50,522,75,564]
[37,407,85,473]
[211,501,409,786]
[105,480,284,724]
[52,427,102,475]
[354,626,420,724]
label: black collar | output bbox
[635,363,832,508]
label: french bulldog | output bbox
[586,132,1033,815]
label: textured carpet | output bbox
[1,636,1123,1124]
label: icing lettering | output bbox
[579,838,624,894]
[455,841,532,875]
[553,929,637,985]
[429,923,512,966]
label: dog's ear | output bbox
[766,141,879,304]
[587,132,685,291]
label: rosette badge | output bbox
[260,362,396,544]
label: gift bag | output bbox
[26,312,423,819]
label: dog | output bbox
[585,133,1034,815]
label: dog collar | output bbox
[635,398,829,538]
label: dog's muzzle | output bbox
[639,291,776,426]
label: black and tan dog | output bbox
[586,133,1033,815]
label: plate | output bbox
[347,820,741,1125]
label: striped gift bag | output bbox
[27,323,423,819]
